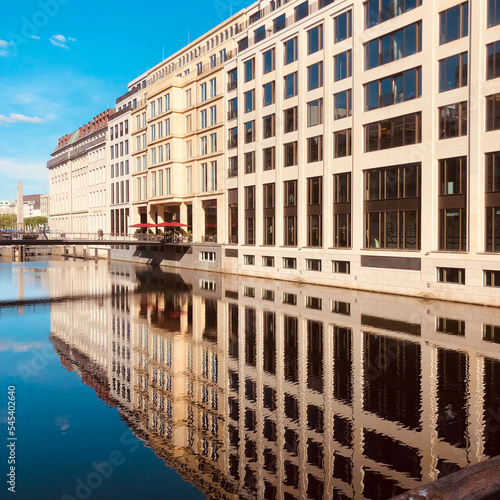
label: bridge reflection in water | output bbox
[49,263,500,500]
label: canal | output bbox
[1,258,499,499]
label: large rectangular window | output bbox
[245,186,255,245]
[263,81,275,106]
[284,37,298,64]
[489,0,500,27]
[295,1,309,22]
[365,67,421,111]
[284,142,298,167]
[284,107,298,132]
[365,112,421,152]
[334,10,352,43]
[440,2,468,45]
[244,90,255,113]
[439,157,467,251]
[365,0,422,29]
[307,136,323,162]
[263,114,275,139]
[244,151,255,174]
[307,99,323,127]
[284,180,297,247]
[364,163,421,249]
[263,48,275,74]
[334,129,352,158]
[244,120,255,144]
[307,177,322,247]
[439,102,468,139]
[439,52,468,92]
[308,25,323,54]
[365,22,422,70]
[263,183,275,246]
[263,147,275,171]
[486,93,500,131]
[334,50,352,81]
[308,62,323,90]
[487,41,500,80]
[333,172,351,248]
[334,89,352,120]
[284,72,298,98]
[486,152,500,252]
[244,58,255,82]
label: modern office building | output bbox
[47,0,500,305]
[47,110,114,235]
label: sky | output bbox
[0,0,254,201]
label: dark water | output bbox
[1,258,500,500]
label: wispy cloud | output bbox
[0,156,48,182]
[0,39,14,57]
[0,113,44,125]
[49,34,76,50]
[31,36,41,41]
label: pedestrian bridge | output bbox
[0,238,164,246]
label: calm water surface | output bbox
[1,258,500,500]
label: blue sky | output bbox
[0,0,254,201]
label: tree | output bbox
[0,213,16,229]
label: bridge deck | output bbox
[0,239,166,246]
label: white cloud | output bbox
[0,39,14,57]
[0,113,44,125]
[49,34,76,50]
[31,36,41,40]
[0,157,48,182]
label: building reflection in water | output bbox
[49,263,500,500]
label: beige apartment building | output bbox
[47,110,114,235]
[130,11,246,242]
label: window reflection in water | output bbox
[50,264,500,500]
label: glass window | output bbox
[274,14,286,33]
[244,121,255,144]
[263,48,275,74]
[334,11,352,43]
[439,102,468,139]
[254,25,266,43]
[284,37,298,65]
[335,50,351,81]
[307,62,323,90]
[487,93,500,131]
[284,72,298,98]
[263,147,275,171]
[284,107,298,132]
[307,136,323,163]
[489,0,500,27]
[439,52,468,92]
[334,129,352,158]
[284,142,298,167]
[244,151,255,174]
[263,81,275,106]
[334,89,352,119]
[487,41,500,80]
[365,112,421,152]
[263,114,275,139]
[365,21,422,70]
[244,58,255,82]
[295,1,309,22]
[244,90,255,113]
[307,99,323,127]
[440,2,468,45]
[308,25,323,54]
[366,0,421,29]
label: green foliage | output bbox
[0,213,16,229]
[24,216,48,227]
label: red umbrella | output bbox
[129,223,156,228]
[156,222,190,228]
